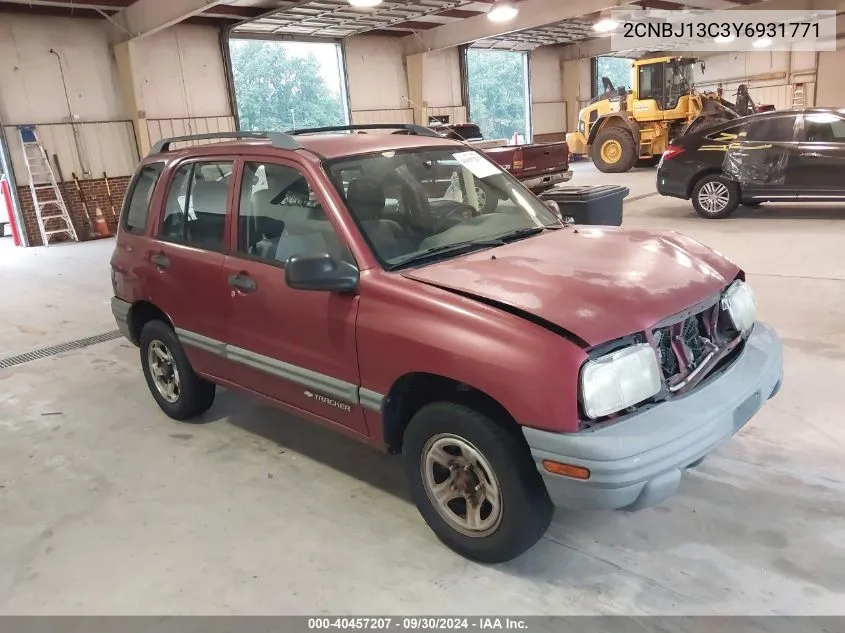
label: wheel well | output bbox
[382,373,519,453]
[128,301,172,344]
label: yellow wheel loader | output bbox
[566,56,740,173]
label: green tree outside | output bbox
[230,39,345,131]
[466,49,528,141]
[594,57,632,96]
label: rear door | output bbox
[792,111,845,198]
[723,113,800,200]
[142,157,237,380]
[222,157,367,435]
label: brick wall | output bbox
[16,176,130,246]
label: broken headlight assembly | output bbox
[721,280,757,333]
[580,343,662,419]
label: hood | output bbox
[402,227,740,347]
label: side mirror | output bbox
[285,253,359,293]
[543,199,562,220]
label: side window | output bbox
[236,161,342,266]
[638,63,664,105]
[745,116,797,143]
[123,162,164,233]
[160,160,232,250]
[803,113,845,143]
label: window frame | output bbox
[155,156,236,254]
[637,62,665,108]
[121,161,165,234]
[229,156,350,270]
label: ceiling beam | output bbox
[111,0,230,39]
[403,0,637,53]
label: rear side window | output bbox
[123,162,164,233]
[159,160,233,251]
[745,115,797,143]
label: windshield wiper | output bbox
[493,226,548,242]
[387,238,505,270]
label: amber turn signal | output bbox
[542,460,591,480]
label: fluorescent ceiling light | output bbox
[347,0,382,7]
[753,37,772,48]
[593,17,619,33]
[714,34,735,44]
[488,0,518,22]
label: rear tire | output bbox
[691,174,739,219]
[592,128,637,173]
[140,320,216,421]
[403,402,553,563]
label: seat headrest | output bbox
[346,178,385,221]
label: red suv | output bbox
[111,125,783,563]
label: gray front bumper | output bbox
[522,322,783,511]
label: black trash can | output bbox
[539,184,628,226]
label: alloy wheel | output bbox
[698,180,730,214]
[420,433,503,538]
[148,340,181,403]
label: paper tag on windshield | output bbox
[453,151,499,179]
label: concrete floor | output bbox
[1,166,844,615]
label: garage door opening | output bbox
[229,39,349,132]
[465,49,531,143]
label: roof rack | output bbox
[149,131,301,155]
[286,123,442,138]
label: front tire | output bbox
[403,402,553,563]
[691,174,739,219]
[591,128,637,173]
[140,320,216,421]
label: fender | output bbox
[587,112,641,148]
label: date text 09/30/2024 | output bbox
[308,618,528,630]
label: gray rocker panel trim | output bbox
[175,327,383,412]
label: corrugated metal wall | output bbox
[530,48,566,136]
[0,13,234,187]
[4,122,138,185]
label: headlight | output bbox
[581,343,662,419]
[721,280,756,332]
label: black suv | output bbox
[657,108,845,218]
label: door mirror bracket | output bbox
[285,253,359,293]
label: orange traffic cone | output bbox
[94,207,111,237]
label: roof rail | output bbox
[149,131,301,155]
[286,123,442,138]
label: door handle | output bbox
[228,273,257,293]
[805,152,823,157]
[151,252,170,269]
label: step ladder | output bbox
[18,126,78,246]
[791,83,806,109]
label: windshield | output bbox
[325,147,561,269]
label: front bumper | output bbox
[523,170,572,191]
[522,322,783,511]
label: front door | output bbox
[143,157,236,380]
[792,111,845,198]
[222,158,367,435]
